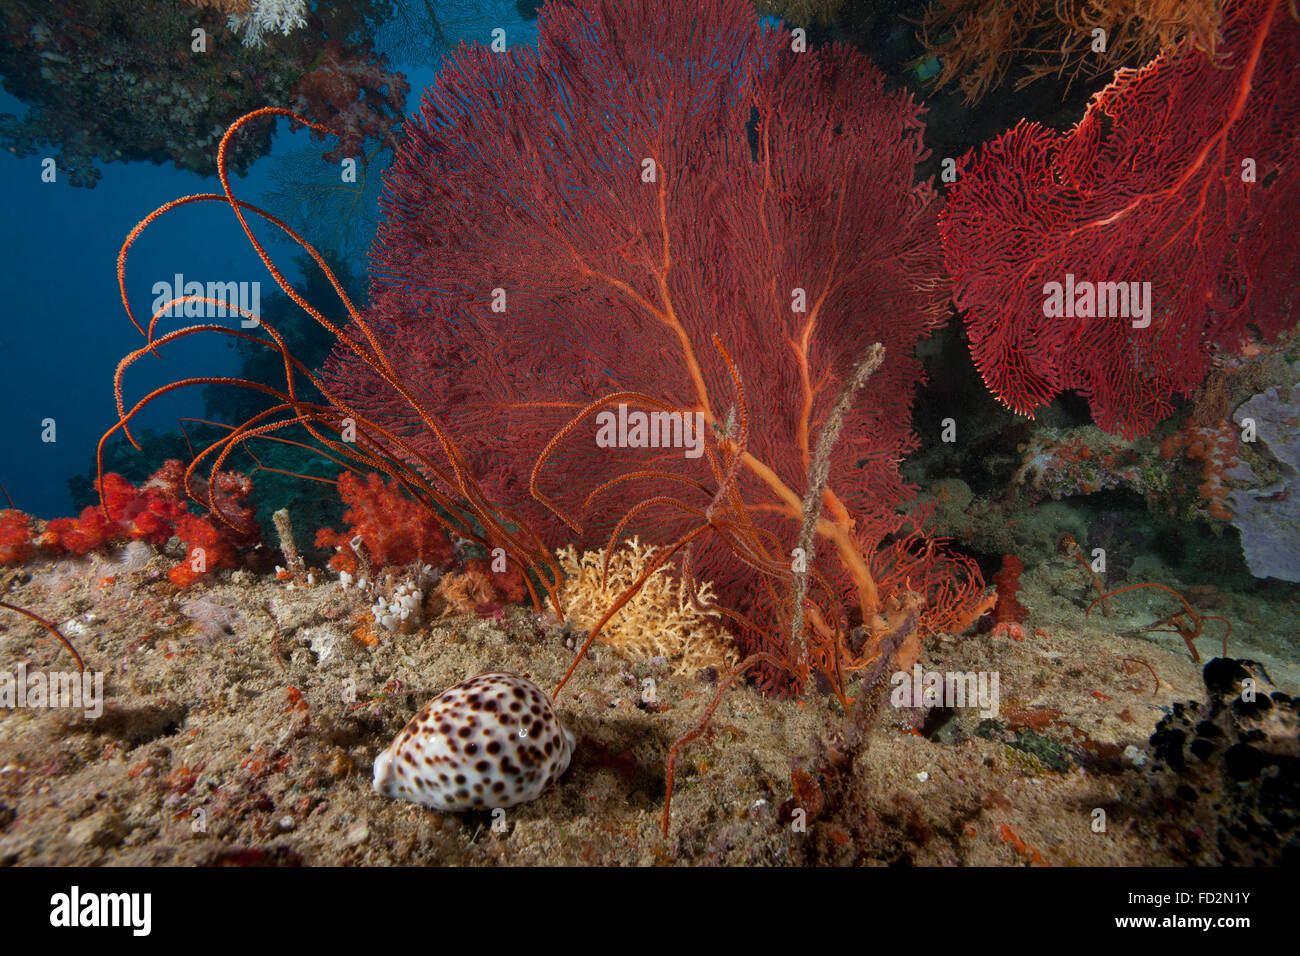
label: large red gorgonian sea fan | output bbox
[323,0,984,696]
[942,0,1300,439]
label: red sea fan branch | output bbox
[942,0,1300,438]
[323,0,981,695]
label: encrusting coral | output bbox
[551,537,737,676]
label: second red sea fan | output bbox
[324,0,976,692]
[943,0,1300,438]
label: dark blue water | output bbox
[0,12,536,520]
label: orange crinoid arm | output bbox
[110,107,562,609]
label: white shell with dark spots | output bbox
[373,673,575,811]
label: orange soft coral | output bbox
[1158,422,1240,521]
[430,557,530,617]
[315,472,453,572]
[463,556,528,604]
[435,564,500,615]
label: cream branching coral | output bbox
[552,538,737,676]
[183,1,308,46]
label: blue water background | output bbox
[0,10,538,519]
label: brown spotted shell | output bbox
[372,672,574,811]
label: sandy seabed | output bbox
[0,547,1294,866]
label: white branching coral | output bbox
[227,0,308,47]
[552,537,737,676]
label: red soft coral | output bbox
[0,510,35,565]
[290,38,408,163]
[315,471,453,572]
[41,508,111,555]
[172,513,235,583]
[6,461,259,588]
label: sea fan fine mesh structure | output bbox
[323,0,986,697]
